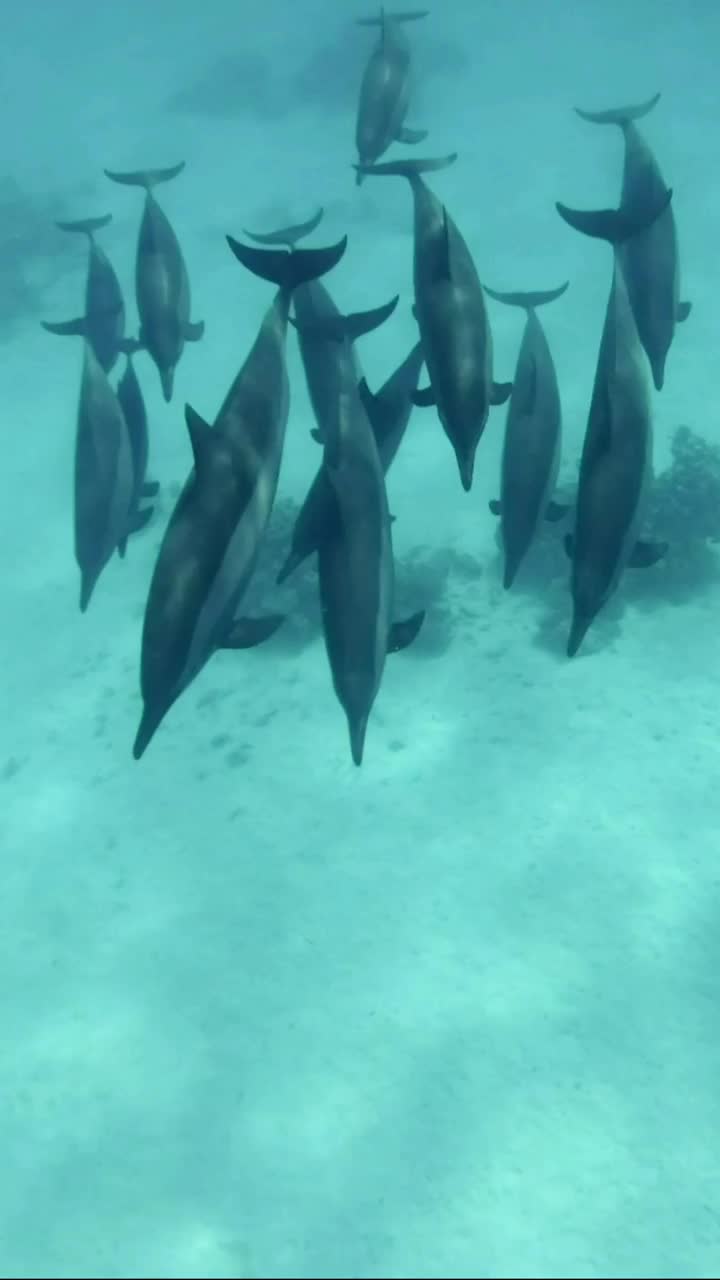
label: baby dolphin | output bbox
[133,233,347,759]
[42,214,136,372]
[117,351,158,534]
[354,9,429,182]
[356,154,512,490]
[104,162,204,402]
[277,338,424,584]
[74,341,135,611]
[555,193,671,656]
[484,282,570,588]
[574,92,691,391]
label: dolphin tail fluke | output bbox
[483,281,570,310]
[574,92,661,126]
[355,154,457,181]
[357,9,429,23]
[225,236,348,290]
[555,188,672,243]
[104,162,185,190]
[56,213,112,237]
[242,207,324,248]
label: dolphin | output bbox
[133,234,347,758]
[573,92,691,391]
[484,282,570,587]
[116,351,158,535]
[104,162,204,402]
[355,154,512,490]
[555,193,672,656]
[42,214,136,372]
[277,338,424,584]
[354,9,429,182]
[317,375,424,766]
[74,341,135,611]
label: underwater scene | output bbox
[2,0,720,1275]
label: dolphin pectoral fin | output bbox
[491,381,513,405]
[310,428,324,443]
[222,615,285,649]
[128,505,154,535]
[117,534,127,559]
[184,403,213,472]
[184,320,205,342]
[388,610,425,653]
[397,126,428,144]
[489,499,502,516]
[628,540,668,568]
[677,301,692,323]
[545,500,570,522]
[412,385,436,407]
[563,533,575,558]
[141,480,160,498]
[41,316,87,337]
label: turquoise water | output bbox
[2,1,719,1275]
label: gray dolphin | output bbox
[74,341,135,611]
[42,214,137,372]
[356,154,512,491]
[574,92,691,391]
[354,9,429,183]
[555,194,672,656]
[484,282,570,588]
[133,234,347,759]
[318,376,424,766]
[116,351,158,535]
[104,162,204,402]
[277,338,424,584]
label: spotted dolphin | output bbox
[74,341,135,611]
[104,162,204,402]
[574,92,691,391]
[277,338,424,584]
[133,234,347,758]
[484,282,570,587]
[42,214,136,371]
[317,374,424,765]
[356,154,512,491]
[555,193,672,656]
[354,9,429,183]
